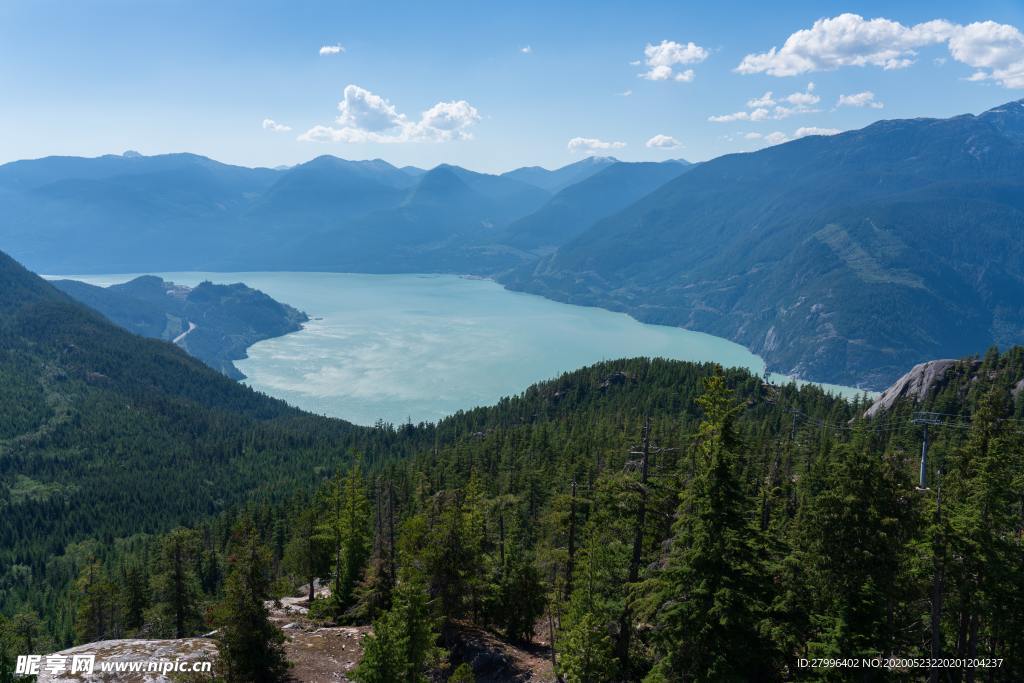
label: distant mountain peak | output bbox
[122,150,143,158]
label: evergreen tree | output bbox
[215,524,289,683]
[352,572,441,683]
[74,560,116,643]
[121,562,149,632]
[488,542,546,643]
[330,462,372,612]
[150,528,203,638]
[639,373,775,681]
[797,439,915,664]
[557,522,620,683]
[283,507,330,605]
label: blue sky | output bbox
[2,0,1023,172]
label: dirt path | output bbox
[266,584,370,683]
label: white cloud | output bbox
[299,85,480,144]
[262,118,292,133]
[617,89,633,97]
[639,40,708,81]
[713,82,820,123]
[735,13,1024,88]
[735,14,954,76]
[645,134,680,149]
[319,44,345,56]
[747,91,776,107]
[567,137,626,154]
[836,91,884,108]
[794,126,842,138]
[521,45,532,54]
[947,21,1024,88]
[743,127,842,148]
[785,82,820,105]
[709,107,771,123]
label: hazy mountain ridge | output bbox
[3,101,1024,388]
[502,99,1024,388]
[51,275,309,379]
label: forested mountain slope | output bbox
[52,275,308,379]
[500,160,691,252]
[14,341,1023,680]
[505,99,1024,389]
[0,249,440,638]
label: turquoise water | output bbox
[55,272,867,426]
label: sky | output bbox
[2,0,1024,173]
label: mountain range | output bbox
[506,99,1024,387]
[2,99,1024,387]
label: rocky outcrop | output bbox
[863,359,978,418]
[35,638,218,682]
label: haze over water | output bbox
[58,272,866,426]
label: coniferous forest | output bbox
[3,244,1024,681]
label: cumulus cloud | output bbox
[319,44,345,56]
[645,134,680,149]
[735,13,1024,88]
[299,85,480,144]
[747,91,776,108]
[262,118,292,132]
[639,40,708,81]
[794,126,842,137]
[712,83,821,123]
[948,21,1024,88]
[837,91,884,108]
[785,82,819,105]
[744,127,841,148]
[709,108,771,122]
[567,137,626,154]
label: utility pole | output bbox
[912,412,943,490]
[616,416,674,678]
[616,417,650,678]
[387,479,397,590]
[564,479,577,601]
[911,412,946,681]
[929,465,945,683]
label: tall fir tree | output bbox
[639,373,776,681]
[150,529,203,638]
[215,524,290,683]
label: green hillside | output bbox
[505,100,1024,388]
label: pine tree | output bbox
[557,522,620,683]
[121,562,149,632]
[797,439,914,662]
[639,373,775,680]
[215,524,289,683]
[74,560,116,643]
[283,507,330,605]
[150,528,203,638]
[330,462,372,612]
[944,385,1024,668]
[489,540,546,643]
[352,572,441,683]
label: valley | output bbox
[59,271,866,425]
[3,101,1023,391]
[3,25,1024,677]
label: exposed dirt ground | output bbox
[267,584,371,683]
